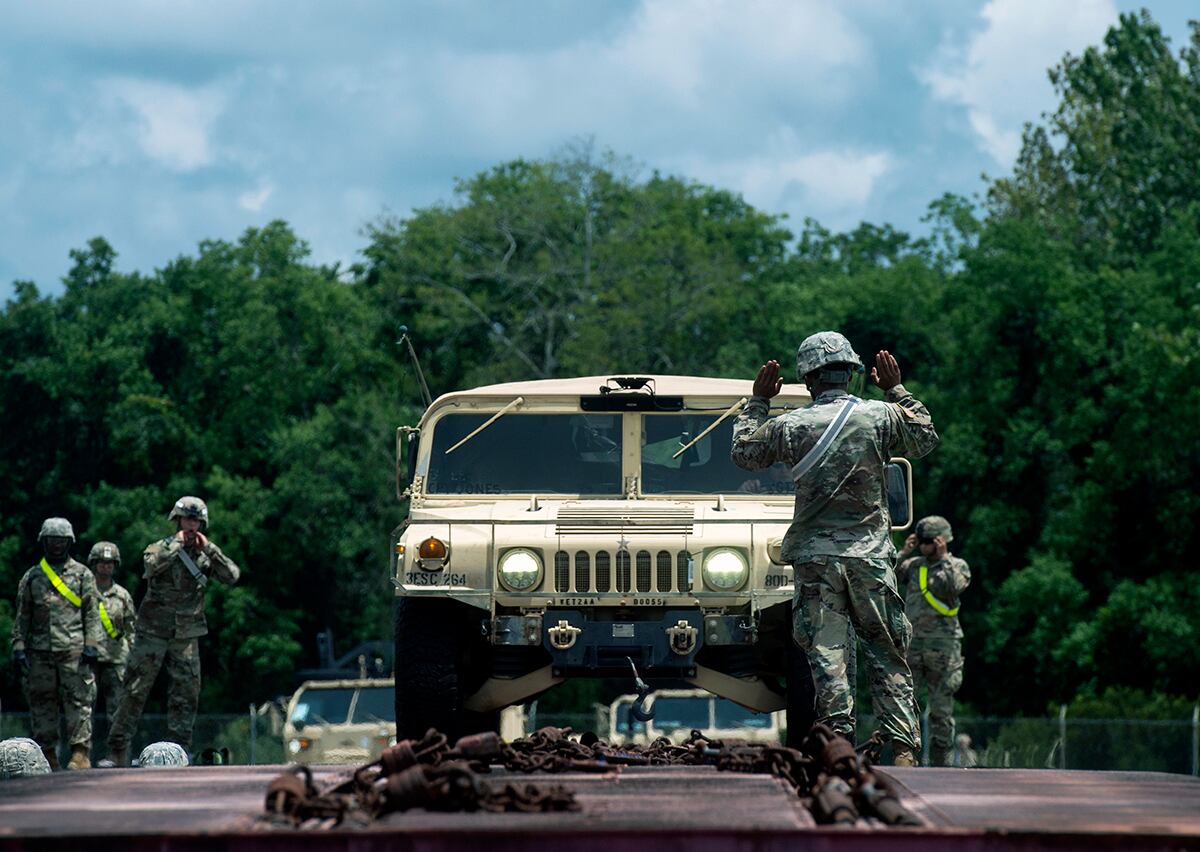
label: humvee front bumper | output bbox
[492,607,756,676]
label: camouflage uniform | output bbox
[731,338,938,751]
[11,553,101,764]
[94,582,136,715]
[108,503,240,755]
[896,518,970,766]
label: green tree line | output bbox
[1,12,1196,717]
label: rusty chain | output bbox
[261,723,919,830]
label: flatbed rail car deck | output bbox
[0,764,1197,851]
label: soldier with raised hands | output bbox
[10,517,101,770]
[896,515,971,766]
[87,541,137,719]
[104,497,241,767]
[731,332,939,765]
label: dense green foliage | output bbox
[1,14,1196,717]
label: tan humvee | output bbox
[391,375,913,742]
[283,678,395,764]
[608,688,784,746]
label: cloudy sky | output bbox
[1,1,1194,295]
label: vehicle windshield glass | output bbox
[428,413,622,494]
[351,687,395,723]
[712,699,773,729]
[642,414,792,495]
[651,697,711,733]
[613,701,646,735]
[290,688,354,725]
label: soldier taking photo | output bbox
[731,332,939,765]
[10,517,102,770]
[104,497,241,767]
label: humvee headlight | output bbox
[702,548,748,591]
[288,738,311,754]
[498,548,543,592]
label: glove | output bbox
[81,646,100,671]
[12,649,29,674]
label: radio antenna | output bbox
[397,325,433,409]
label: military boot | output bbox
[103,746,128,768]
[67,745,91,770]
[41,747,60,771]
[930,746,952,767]
[892,743,918,767]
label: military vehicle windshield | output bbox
[642,414,792,495]
[713,698,773,729]
[428,413,622,494]
[291,687,354,726]
[351,687,395,723]
[652,696,712,732]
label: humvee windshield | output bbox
[291,687,354,726]
[426,411,792,496]
[351,686,395,723]
[428,413,622,494]
[652,696,712,732]
[642,415,792,495]
[713,698,773,729]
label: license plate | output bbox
[612,624,635,638]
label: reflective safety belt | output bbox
[177,548,208,588]
[98,601,122,639]
[918,564,959,616]
[791,396,860,483]
[40,558,82,608]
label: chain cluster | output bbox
[260,723,920,830]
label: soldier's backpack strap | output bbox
[39,558,82,608]
[177,548,209,588]
[791,396,860,483]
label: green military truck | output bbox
[391,375,912,742]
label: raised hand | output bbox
[753,360,783,399]
[871,350,901,391]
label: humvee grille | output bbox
[555,506,694,536]
[553,549,694,594]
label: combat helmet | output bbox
[168,496,208,530]
[0,738,52,778]
[137,741,189,768]
[915,515,953,543]
[37,517,75,542]
[795,331,863,384]
[88,541,122,566]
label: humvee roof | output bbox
[433,374,811,402]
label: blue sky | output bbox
[1,1,1194,296]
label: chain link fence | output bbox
[0,708,283,766]
[2,704,1196,773]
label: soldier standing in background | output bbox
[732,333,939,765]
[104,497,241,767]
[10,518,101,770]
[896,515,971,766]
[87,541,136,719]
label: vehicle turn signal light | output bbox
[418,537,448,560]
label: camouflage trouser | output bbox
[24,650,96,754]
[793,556,920,750]
[909,636,963,766]
[108,634,201,751]
[94,660,128,717]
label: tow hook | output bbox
[666,620,698,655]
[548,620,582,650]
[627,657,655,722]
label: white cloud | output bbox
[237,182,273,213]
[673,129,893,226]
[921,0,1116,165]
[107,78,226,172]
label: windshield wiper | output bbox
[672,397,747,459]
[444,396,525,455]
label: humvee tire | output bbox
[394,598,498,742]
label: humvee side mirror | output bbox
[396,427,421,499]
[886,458,913,530]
